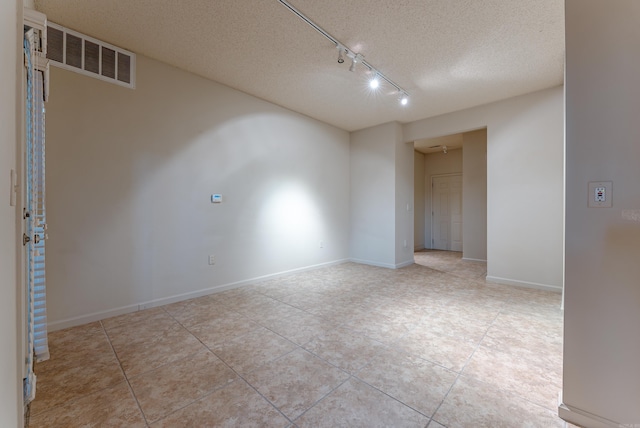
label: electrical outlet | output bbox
[588,181,612,208]
[208,255,216,265]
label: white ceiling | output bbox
[34,0,565,132]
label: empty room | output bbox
[2,1,639,427]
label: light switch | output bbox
[588,181,612,208]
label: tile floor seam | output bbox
[460,302,564,414]
[125,351,238,424]
[350,371,439,419]
[134,306,290,424]
[99,319,151,427]
[298,332,389,376]
[187,327,304,424]
[235,378,296,425]
[213,356,299,426]
[113,332,206,381]
[456,371,562,414]
[182,314,264,345]
[427,301,503,424]
[258,320,323,349]
[289,375,354,425]
[143,378,240,426]
[144,378,261,426]
[26,379,125,419]
[198,325,302,377]
[118,316,207,382]
[27,338,127,418]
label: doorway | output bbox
[413,128,487,261]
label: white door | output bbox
[432,175,462,251]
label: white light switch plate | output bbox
[588,181,612,208]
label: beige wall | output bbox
[405,86,564,291]
[395,127,415,266]
[349,122,414,268]
[45,55,351,328]
[423,149,463,249]
[349,122,398,267]
[562,0,640,425]
[0,0,22,425]
[413,151,425,249]
[462,129,487,261]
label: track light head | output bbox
[349,53,363,72]
[399,92,409,106]
[369,72,380,89]
[336,45,345,64]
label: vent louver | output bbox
[46,22,135,89]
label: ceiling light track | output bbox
[277,0,409,105]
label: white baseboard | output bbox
[349,258,396,269]
[462,257,487,263]
[485,275,563,293]
[395,259,415,268]
[48,258,350,331]
[350,258,414,270]
[558,400,620,428]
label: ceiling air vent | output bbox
[46,22,135,89]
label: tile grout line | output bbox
[184,309,362,426]
[27,323,131,420]
[254,299,439,424]
[289,375,353,425]
[184,317,301,426]
[99,319,151,427]
[463,294,565,414]
[106,306,208,380]
[150,306,299,425]
[426,300,504,426]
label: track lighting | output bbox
[277,0,409,107]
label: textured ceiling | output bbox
[34,0,565,132]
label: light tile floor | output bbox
[30,251,568,427]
